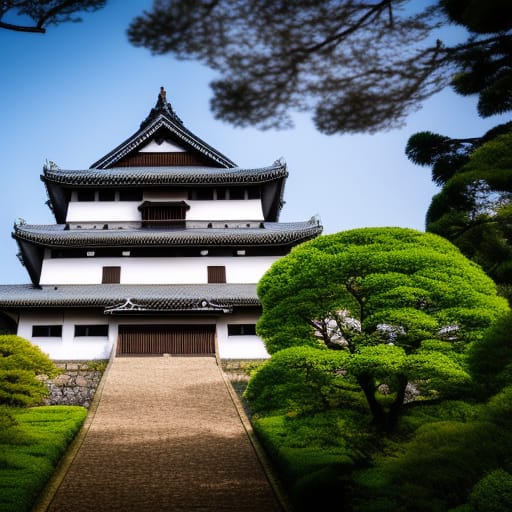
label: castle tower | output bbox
[0,90,322,359]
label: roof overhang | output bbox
[0,284,260,312]
[41,161,288,223]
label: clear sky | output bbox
[0,1,506,284]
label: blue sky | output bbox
[0,1,506,284]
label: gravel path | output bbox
[40,357,284,512]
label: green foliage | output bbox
[469,469,512,512]
[0,335,59,407]
[467,313,512,398]
[354,419,512,511]
[0,405,87,512]
[426,134,512,296]
[244,346,350,415]
[484,385,512,428]
[256,227,508,428]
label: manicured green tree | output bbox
[0,335,58,407]
[256,227,509,430]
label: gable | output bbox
[90,89,236,169]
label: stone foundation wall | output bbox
[40,361,108,408]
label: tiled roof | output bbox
[13,220,322,248]
[0,283,259,310]
[42,162,288,186]
[90,92,236,169]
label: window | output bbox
[102,266,121,284]
[32,325,62,337]
[119,189,143,201]
[98,189,116,201]
[228,324,256,336]
[74,325,109,337]
[138,201,189,226]
[207,266,226,283]
[228,187,245,200]
[76,190,95,201]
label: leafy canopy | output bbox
[128,0,512,135]
[258,227,507,353]
[423,133,512,299]
[256,227,509,429]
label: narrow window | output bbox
[102,266,121,284]
[76,190,95,201]
[195,188,214,200]
[227,324,256,336]
[207,266,226,283]
[229,187,245,200]
[119,189,143,201]
[32,325,62,337]
[74,325,109,337]
[98,189,116,201]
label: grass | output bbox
[0,405,87,512]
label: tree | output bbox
[128,0,512,135]
[256,227,509,430]
[0,1,106,34]
[426,134,512,298]
[0,335,58,407]
[405,1,512,301]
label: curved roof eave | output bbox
[0,283,260,309]
[41,162,288,187]
[13,221,323,249]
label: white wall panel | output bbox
[67,202,140,222]
[65,200,263,223]
[40,256,279,284]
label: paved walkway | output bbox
[37,357,286,512]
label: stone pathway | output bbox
[38,357,285,512]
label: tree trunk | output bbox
[357,373,386,426]
[387,374,408,430]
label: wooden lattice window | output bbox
[207,266,226,283]
[102,266,121,284]
[138,201,190,226]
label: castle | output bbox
[0,89,322,360]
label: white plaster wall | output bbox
[65,200,263,223]
[216,314,269,359]
[40,256,279,285]
[18,311,269,360]
[67,202,141,223]
[18,311,114,360]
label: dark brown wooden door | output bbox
[117,325,215,356]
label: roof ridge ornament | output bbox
[140,86,183,128]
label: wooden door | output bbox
[117,325,215,356]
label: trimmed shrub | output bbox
[469,469,512,512]
[244,346,351,415]
[0,335,59,407]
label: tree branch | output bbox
[291,0,393,56]
[0,20,45,33]
[35,0,78,29]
